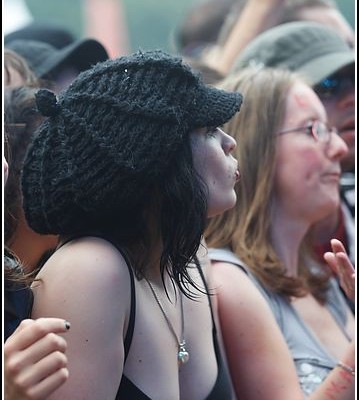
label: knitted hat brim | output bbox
[191,86,243,129]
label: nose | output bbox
[219,128,237,154]
[327,131,348,161]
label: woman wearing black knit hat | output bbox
[21,49,242,399]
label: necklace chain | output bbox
[144,277,189,366]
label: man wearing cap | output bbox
[6,37,109,92]
[232,21,355,308]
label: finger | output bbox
[323,252,338,275]
[12,331,67,372]
[335,252,355,274]
[24,367,69,400]
[16,350,68,392]
[330,238,347,254]
[5,333,67,385]
[5,318,70,353]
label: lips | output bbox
[235,169,241,182]
[322,171,341,183]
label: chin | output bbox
[207,195,237,218]
[316,200,341,221]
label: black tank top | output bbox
[59,235,232,399]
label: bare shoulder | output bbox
[212,262,303,399]
[211,261,274,318]
[32,236,132,325]
[212,260,254,293]
[35,236,132,289]
[30,241,132,398]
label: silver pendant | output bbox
[177,341,189,366]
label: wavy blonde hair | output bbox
[205,67,330,301]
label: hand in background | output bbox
[324,238,355,302]
[4,318,70,400]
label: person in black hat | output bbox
[6,37,109,93]
[5,22,76,49]
[21,49,242,399]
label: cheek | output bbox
[276,149,323,190]
[206,164,237,217]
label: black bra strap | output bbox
[194,256,217,335]
[119,248,136,361]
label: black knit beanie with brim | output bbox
[21,49,243,235]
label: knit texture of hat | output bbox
[22,49,242,235]
[232,21,355,85]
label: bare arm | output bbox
[213,261,304,399]
[30,237,131,400]
[4,318,69,400]
[213,261,355,400]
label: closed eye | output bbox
[206,126,218,137]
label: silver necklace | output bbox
[145,278,189,366]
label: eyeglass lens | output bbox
[312,121,332,143]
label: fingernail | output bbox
[65,321,71,330]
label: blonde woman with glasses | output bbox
[205,67,355,400]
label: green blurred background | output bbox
[15,0,357,54]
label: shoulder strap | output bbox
[194,256,217,334]
[117,247,136,361]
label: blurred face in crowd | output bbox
[274,81,348,224]
[314,64,355,173]
[5,67,24,87]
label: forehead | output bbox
[287,81,319,108]
[285,81,326,121]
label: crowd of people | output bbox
[3,0,355,399]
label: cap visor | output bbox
[40,39,109,78]
[298,52,354,85]
[191,86,243,129]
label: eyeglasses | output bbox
[314,73,354,100]
[277,120,337,144]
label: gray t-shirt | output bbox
[208,247,350,397]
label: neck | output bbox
[310,208,341,244]
[271,204,309,278]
